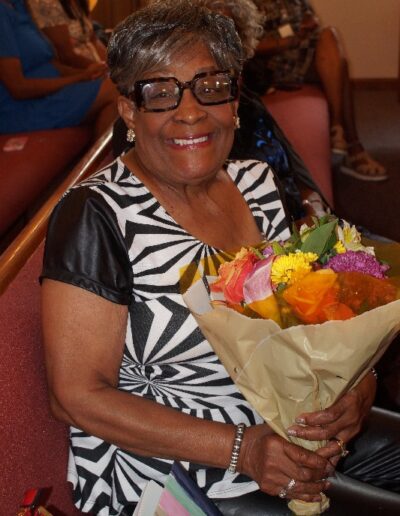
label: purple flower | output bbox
[262,246,274,259]
[324,251,389,278]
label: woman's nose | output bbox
[173,89,207,124]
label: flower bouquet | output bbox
[183,217,400,515]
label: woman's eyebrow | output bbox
[142,66,220,80]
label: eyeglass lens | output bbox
[140,73,234,111]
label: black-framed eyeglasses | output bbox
[129,70,239,112]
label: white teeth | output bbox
[173,136,208,146]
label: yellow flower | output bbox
[271,252,318,286]
[334,241,346,254]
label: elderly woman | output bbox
[41,1,400,514]
[113,0,328,220]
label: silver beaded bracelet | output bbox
[228,423,245,474]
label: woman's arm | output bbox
[42,278,331,501]
[90,31,107,62]
[41,24,107,75]
[256,33,299,57]
[42,279,236,467]
[42,24,94,68]
[0,56,95,99]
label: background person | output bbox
[41,1,400,514]
[201,0,328,220]
[27,0,108,70]
[0,0,117,138]
[251,0,387,182]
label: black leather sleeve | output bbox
[40,187,133,305]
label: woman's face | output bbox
[119,42,238,188]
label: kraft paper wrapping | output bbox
[183,279,400,515]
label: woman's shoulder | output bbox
[27,0,67,28]
[74,157,129,189]
[226,159,280,199]
[55,158,125,210]
[226,158,273,179]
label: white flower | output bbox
[337,221,375,255]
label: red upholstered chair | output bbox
[0,127,92,238]
[263,85,334,208]
[0,243,84,515]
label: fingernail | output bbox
[287,429,297,436]
[295,417,305,424]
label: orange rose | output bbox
[211,248,259,305]
[338,272,398,313]
[282,270,354,324]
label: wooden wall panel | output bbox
[92,0,142,28]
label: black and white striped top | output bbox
[42,157,290,515]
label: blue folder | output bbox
[170,462,224,516]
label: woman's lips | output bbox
[166,134,212,149]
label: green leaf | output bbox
[271,241,286,255]
[300,219,338,256]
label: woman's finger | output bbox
[316,440,343,461]
[283,441,330,480]
[285,479,331,499]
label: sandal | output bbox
[330,124,347,154]
[340,150,388,182]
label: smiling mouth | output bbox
[170,135,210,147]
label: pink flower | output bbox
[210,248,259,304]
[243,256,274,304]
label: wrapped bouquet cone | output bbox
[183,278,400,515]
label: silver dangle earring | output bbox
[126,128,136,143]
[233,115,241,130]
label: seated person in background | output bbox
[28,0,107,71]
[0,0,118,138]
[202,0,328,220]
[113,0,329,221]
[251,0,387,182]
[41,1,400,514]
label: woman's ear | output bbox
[118,95,136,130]
[230,99,240,120]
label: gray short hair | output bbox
[107,0,244,96]
[200,0,265,59]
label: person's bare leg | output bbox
[339,58,386,179]
[315,27,386,179]
[83,78,119,139]
[314,27,344,128]
[341,59,359,144]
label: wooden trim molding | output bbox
[0,126,113,296]
[351,78,398,90]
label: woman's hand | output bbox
[86,62,108,79]
[238,425,331,502]
[286,371,377,462]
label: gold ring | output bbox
[332,437,350,457]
